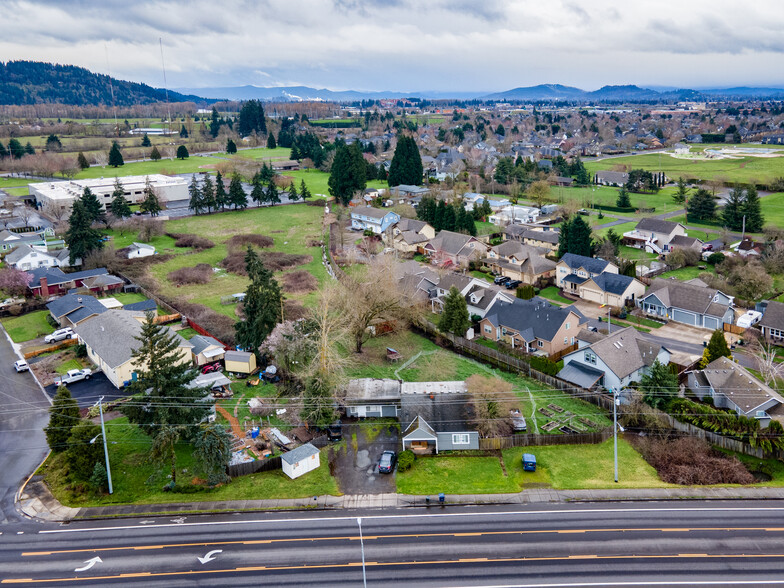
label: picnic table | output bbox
[386,347,402,362]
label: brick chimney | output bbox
[39,277,49,298]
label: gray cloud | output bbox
[1,0,783,91]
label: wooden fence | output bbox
[187,318,230,348]
[724,323,746,335]
[549,342,578,362]
[227,455,282,478]
[113,270,178,315]
[479,431,612,451]
[23,338,77,359]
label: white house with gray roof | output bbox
[558,326,671,390]
[74,310,193,388]
[623,218,687,254]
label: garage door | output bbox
[581,288,604,304]
[704,316,719,330]
[672,309,697,325]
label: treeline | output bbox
[0,61,204,106]
[416,196,477,235]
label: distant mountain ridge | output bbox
[0,60,206,106]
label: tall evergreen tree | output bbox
[179,124,188,138]
[442,202,457,231]
[299,179,311,200]
[235,247,283,358]
[176,145,189,160]
[328,142,367,206]
[215,171,228,211]
[192,423,233,485]
[557,217,571,258]
[238,100,267,136]
[201,175,216,213]
[109,178,131,219]
[640,359,678,410]
[149,146,161,161]
[188,175,204,214]
[287,180,299,201]
[44,385,79,452]
[79,187,104,224]
[433,199,447,232]
[388,135,423,186]
[686,188,716,222]
[226,138,237,154]
[616,186,632,208]
[141,133,152,147]
[77,152,90,170]
[438,286,471,336]
[562,215,593,257]
[250,173,265,205]
[65,200,103,265]
[701,329,732,367]
[740,184,764,232]
[24,142,35,155]
[139,177,162,216]
[228,174,248,209]
[108,141,124,167]
[8,138,24,159]
[266,133,277,149]
[265,182,280,206]
[721,185,745,230]
[121,312,209,437]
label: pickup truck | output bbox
[54,368,92,386]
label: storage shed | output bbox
[190,334,226,366]
[224,350,257,375]
[281,443,320,479]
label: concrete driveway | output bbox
[332,421,399,495]
[44,371,125,408]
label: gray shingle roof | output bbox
[400,393,473,434]
[351,206,389,220]
[47,293,107,323]
[189,334,224,356]
[695,356,783,414]
[588,272,637,295]
[635,217,683,235]
[643,279,732,317]
[761,300,784,330]
[579,326,666,380]
[74,310,191,369]
[559,253,613,275]
[122,299,158,313]
[280,443,320,465]
[427,230,482,257]
[484,298,584,342]
[557,362,605,388]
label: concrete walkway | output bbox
[17,475,784,523]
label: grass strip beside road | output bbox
[1,310,54,343]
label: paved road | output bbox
[3,501,784,585]
[0,330,51,525]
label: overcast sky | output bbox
[2,0,783,92]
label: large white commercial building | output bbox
[29,175,189,216]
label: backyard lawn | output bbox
[397,455,519,494]
[659,265,716,281]
[43,416,340,507]
[1,310,54,343]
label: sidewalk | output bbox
[17,475,784,523]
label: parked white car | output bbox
[44,328,75,344]
[14,359,29,372]
[53,368,92,386]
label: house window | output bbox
[585,352,597,365]
[564,337,568,344]
[452,433,470,445]
[484,324,492,334]
[537,340,543,347]
[565,322,570,330]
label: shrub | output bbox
[175,301,235,345]
[167,263,213,285]
[282,270,318,293]
[706,252,725,265]
[397,450,415,472]
[167,233,215,250]
[306,198,327,206]
[46,313,59,328]
[226,234,274,251]
[529,355,559,376]
[261,252,311,271]
[75,343,87,358]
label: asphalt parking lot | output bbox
[44,371,125,408]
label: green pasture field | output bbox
[280,168,388,197]
[74,156,225,180]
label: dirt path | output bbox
[216,404,263,458]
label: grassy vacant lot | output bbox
[502,440,672,489]
[44,416,339,507]
[659,265,716,281]
[585,152,784,184]
[74,156,225,180]
[1,310,54,342]
[396,438,668,494]
[220,147,292,161]
[135,203,327,315]
[346,330,612,435]
[593,221,637,239]
[280,168,388,198]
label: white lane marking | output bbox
[74,556,102,572]
[39,506,784,535]
[197,549,222,564]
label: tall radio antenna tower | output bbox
[159,38,172,137]
[104,44,119,136]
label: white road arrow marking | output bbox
[74,556,102,572]
[138,520,155,525]
[170,517,186,524]
[197,549,223,564]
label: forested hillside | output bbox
[0,61,206,106]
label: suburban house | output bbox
[25,267,123,298]
[0,228,60,253]
[555,253,619,292]
[118,242,156,259]
[6,244,72,270]
[488,205,540,226]
[343,378,403,418]
[74,310,193,389]
[480,297,587,357]
[686,356,784,426]
[394,260,440,304]
[389,184,430,198]
[760,300,784,345]
[387,217,435,253]
[482,241,556,285]
[522,229,560,253]
[47,294,109,327]
[463,283,515,319]
[576,272,647,307]
[400,381,479,453]
[422,230,489,268]
[350,206,401,234]
[281,443,320,479]
[429,273,506,316]
[622,218,687,254]
[638,278,735,329]
[189,334,226,366]
[668,235,704,252]
[594,171,630,186]
[558,326,671,390]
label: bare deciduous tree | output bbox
[18,204,35,228]
[466,374,516,438]
[748,331,783,387]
